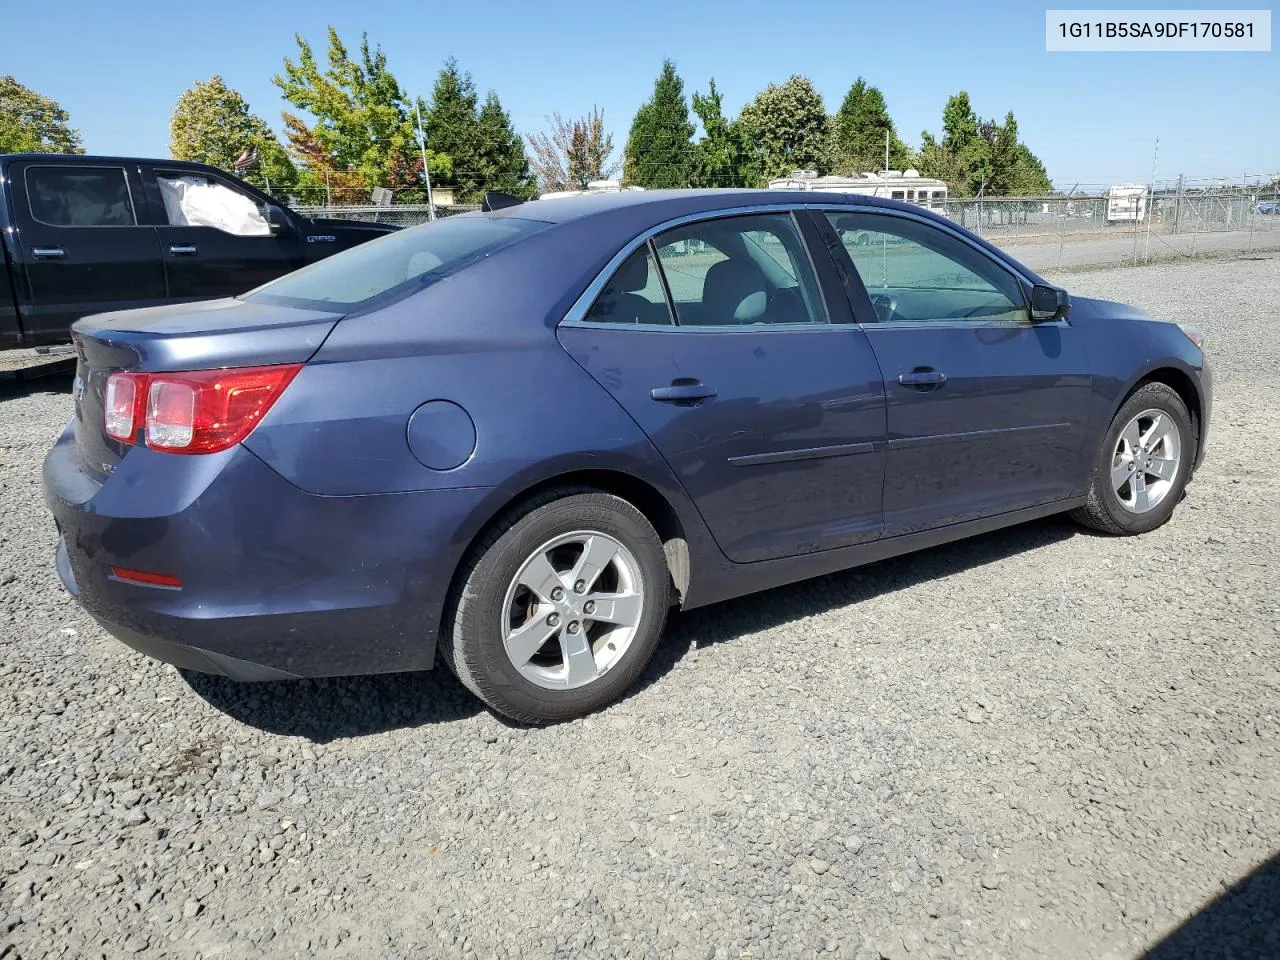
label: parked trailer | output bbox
[1106,184,1148,223]
[767,169,949,209]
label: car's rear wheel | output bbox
[1071,381,1194,535]
[442,488,671,724]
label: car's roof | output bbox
[499,188,901,225]
[0,152,214,166]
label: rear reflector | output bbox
[110,566,182,589]
[104,364,302,455]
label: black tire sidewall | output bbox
[455,493,670,723]
[1094,383,1194,534]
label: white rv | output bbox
[538,180,644,201]
[1106,184,1148,223]
[767,169,949,208]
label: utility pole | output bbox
[1142,137,1158,262]
[884,130,889,173]
[415,101,437,222]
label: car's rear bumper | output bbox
[44,422,492,680]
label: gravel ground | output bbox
[2,254,1278,960]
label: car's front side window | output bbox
[650,213,827,327]
[825,212,1027,324]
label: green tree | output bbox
[169,76,295,192]
[690,78,752,188]
[474,91,537,199]
[624,59,695,188]
[832,77,912,174]
[737,76,830,182]
[527,108,617,191]
[423,59,483,202]
[273,27,447,203]
[0,76,83,154]
[920,93,1051,196]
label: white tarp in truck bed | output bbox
[157,176,271,237]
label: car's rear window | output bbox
[243,214,550,312]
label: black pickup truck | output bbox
[1,153,397,375]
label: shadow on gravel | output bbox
[1141,852,1280,959]
[640,514,1080,689]
[181,668,482,741]
[0,370,73,398]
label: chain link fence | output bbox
[294,185,1280,273]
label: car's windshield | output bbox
[243,214,550,311]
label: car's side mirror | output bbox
[1030,284,1070,322]
[265,204,291,235]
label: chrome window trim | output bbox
[560,203,831,330]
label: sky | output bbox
[7,0,1277,190]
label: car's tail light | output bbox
[104,364,301,454]
[104,373,143,442]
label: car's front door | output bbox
[558,211,887,563]
[818,209,1093,536]
[10,161,166,342]
[142,165,305,300]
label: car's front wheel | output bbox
[1071,381,1194,535]
[442,489,671,724]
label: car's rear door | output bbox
[140,164,305,300]
[558,209,887,563]
[815,208,1092,536]
[9,160,166,342]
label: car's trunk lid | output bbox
[71,298,341,482]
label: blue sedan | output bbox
[44,190,1212,723]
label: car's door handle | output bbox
[898,369,947,388]
[651,380,717,404]
[31,246,65,259]
[168,244,199,256]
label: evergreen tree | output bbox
[624,60,695,188]
[920,92,1051,196]
[424,59,484,202]
[475,91,536,199]
[832,77,912,174]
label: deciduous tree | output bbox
[169,76,295,192]
[690,78,753,188]
[273,27,447,203]
[736,76,830,182]
[527,108,617,192]
[0,76,83,154]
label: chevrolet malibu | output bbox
[44,190,1212,724]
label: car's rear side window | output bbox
[25,166,137,227]
[244,215,550,311]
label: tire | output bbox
[1070,381,1194,536]
[441,488,672,724]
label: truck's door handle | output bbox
[168,244,198,256]
[651,380,717,405]
[31,246,65,259]
[898,369,947,389]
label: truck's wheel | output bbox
[1070,382,1194,536]
[442,488,671,724]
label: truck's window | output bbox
[156,173,270,237]
[244,214,551,311]
[26,166,136,227]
